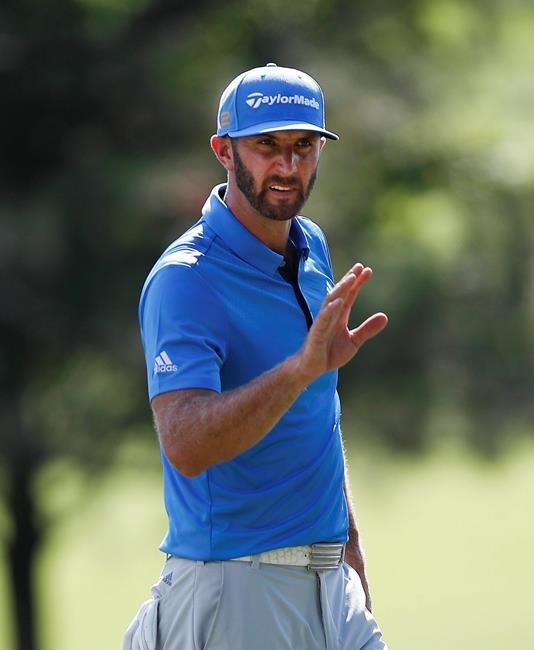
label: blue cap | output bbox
[216,63,339,140]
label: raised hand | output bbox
[295,263,388,382]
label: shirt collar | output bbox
[201,184,310,277]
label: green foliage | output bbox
[1,0,533,452]
[1,0,532,463]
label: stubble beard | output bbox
[231,140,318,222]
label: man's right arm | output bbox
[152,355,307,477]
[152,263,387,477]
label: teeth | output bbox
[271,185,291,191]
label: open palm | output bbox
[297,263,388,381]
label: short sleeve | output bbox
[139,263,228,401]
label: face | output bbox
[230,131,322,222]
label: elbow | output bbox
[174,459,206,479]
[161,438,208,478]
[152,390,219,477]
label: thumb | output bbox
[349,312,388,350]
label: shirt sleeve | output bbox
[139,262,228,401]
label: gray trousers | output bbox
[123,555,388,650]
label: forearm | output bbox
[153,353,309,477]
[344,474,372,611]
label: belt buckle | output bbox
[307,542,345,571]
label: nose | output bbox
[275,146,298,175]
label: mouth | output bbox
[268,184,297,194]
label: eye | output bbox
[257,137,276,146]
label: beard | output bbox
[231,140,318,222]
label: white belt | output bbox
[230,542,345,571]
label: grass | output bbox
[0,439,533,649]
[347,439,534,649]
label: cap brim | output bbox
[226,120,339,141]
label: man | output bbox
[124,63,389,650]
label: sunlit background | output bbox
[1,1,533,648]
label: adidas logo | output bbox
[162,572,173,587]
[154,351,178,374]
[245,91,320,110]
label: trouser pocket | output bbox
[123,597,159,650]
[136,557,223,650]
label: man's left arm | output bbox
[343,472,373,612]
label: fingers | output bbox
[300,263,387,379]
[311,297,344,340]
[321,261,388,348]
[340,262,364,280]
[325,263,372,306]
[345,264,373,296]
[349,312,388,349]
[340,267,372,315]
[324,264,374,332]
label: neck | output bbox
[223,183,291,256]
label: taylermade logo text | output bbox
[245,92,319,110]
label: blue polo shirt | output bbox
[139,184,348,559]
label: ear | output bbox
[210,135,234,172]
[319,137,326,150]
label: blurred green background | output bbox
[1,0,533,648]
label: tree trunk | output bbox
[7,453,41,650]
